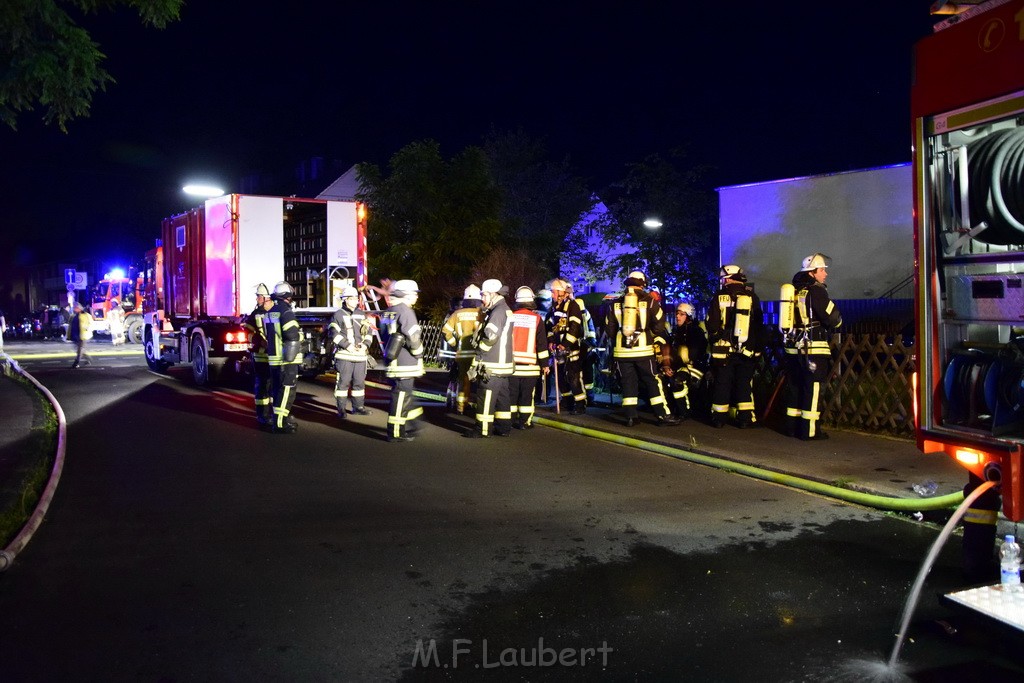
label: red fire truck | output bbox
[913,0,1024,520]
[90,269,145,343]
[143,194,368,385]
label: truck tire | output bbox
[191,335,225,386]
[144,330,170,372]
[126,317,144,344]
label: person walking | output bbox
[266,281,302,434]
[380,279,425,443]
[69,302,93,368]
[0,306,6,352]
[661,302,708,420]
[605,271,680,427]
[509,286,549,430]
[787,253,842,441]
[464,279,516,438]
[329,285,373,420]
[243,283,274,430]
[706,265,766,428]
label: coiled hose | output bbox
[968,127,1024,245]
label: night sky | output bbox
[1,1,936,268]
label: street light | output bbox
[182,183,225,198]
[643,217,663,229]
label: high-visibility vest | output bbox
[512,310,542,365]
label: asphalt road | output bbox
[1,345,1021,681]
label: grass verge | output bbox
[0,372,58,548]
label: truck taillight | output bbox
[225,331,247,343]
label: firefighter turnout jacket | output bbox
[329,304,372,362]
[442,305,482,362]
[265,300,301,366]
[793,272,842,354]
[546,296,585,360]
[605,287,668,359]
[380,302,424,378]
[475,295,515,376]
[707,282,766,363]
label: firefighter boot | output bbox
[335,398,347,419]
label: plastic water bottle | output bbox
[1000,535,1021,586]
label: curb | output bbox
[0,355,68,572]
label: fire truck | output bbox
[90,269,145,343]
[143,194,368,386]
[913,0,1024,520]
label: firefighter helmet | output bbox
[801,253,830,271]
[677,303,695,317]
[515,286,535,303]
[256,283,270,297]
[481,278,503,294]
[463,284,482,301]
[273,281,295,299]
[720,264,746,282]
[390,279,419,298]
[341,285,359,299]
[626,270,647,287]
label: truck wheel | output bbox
[126,318,143,344]
[144,331,170,372]
[191,335,225,386]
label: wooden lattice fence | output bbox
[756,332,916,438]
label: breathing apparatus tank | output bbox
[779,283,795,334]
[622,289,639,347]
[734,294,752,345]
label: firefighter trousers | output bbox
[253,358,272,425]
[618,357,670,419]
[474,375,512,436]
[509,374,538,426]
[334,359,367,414]
[271,363,299,431]
[797,354,831,438]
[710,355,756,423]
[557,357,586,408]
[388,377,422,439]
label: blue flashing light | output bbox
[106,268,126,280]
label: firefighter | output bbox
[441,284,483,414]
[509,286,550,429]
[546,278,587,414]
[661,302,708,420]
[380,279,424,443]
[788,253,842,440]
[706,265,766,428]
[267,281,302,434]
[243,283,274,430]
[571,283,599,400]
[329,285,373,419]
[605,271,679,427]
[465,279,516,437]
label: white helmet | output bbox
[515,286,535,303]
[677,303,695,317]
[720,264,745,281]
[626,270,646,286]
[463,284,482,301]
[255,283,270,297]
[801,253,830,271]
[341,285,359,298]
[481,278,503,294]
[273,281,295,299]
[390,279,419,298]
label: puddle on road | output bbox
[397,520,1024,681]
